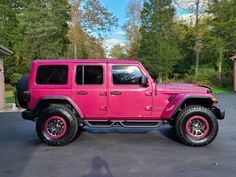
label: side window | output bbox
[36,65,68,85]
[76,65,103,85]
[112,65,143,85]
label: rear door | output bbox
[72,64,107,118]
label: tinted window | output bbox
[76,66,103,85]
[112,65,143,85]
[36,65,68,85]
[76,66,83,84]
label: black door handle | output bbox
[111,91,122,95]
[77,91,88,95]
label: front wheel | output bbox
[36,106,79,146]
[175,105,218,147]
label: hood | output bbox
[157,83,211,94]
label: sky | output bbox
[99,0,129,51]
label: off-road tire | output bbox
[175,105,218,147]
[169,119,176,128]
[36,106,79,146]
[16,75,29,108]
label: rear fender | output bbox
[161,93,214,119]
[33,96,84,118]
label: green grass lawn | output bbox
[5,90,15,103]
[212,87,233,94]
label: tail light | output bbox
[23,91,31,102]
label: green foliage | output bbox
[4,90,15,103]
[5,84,14,91]
[0,0,21,48]
[205,0,236,80]
[123,0,142,59]
[138,0,182,80]
[10,73,22,85]
[14,0,70,60]
[109,45,128,59]
[184,66,218,87]
[1,0,236,90]
[0,0,70,82]
[172,0,236,88]
[173,22,196,77]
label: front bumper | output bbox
[22,110,35,121]
[213,104,225,120]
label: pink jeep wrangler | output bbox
[17,59,225,146]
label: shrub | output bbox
[184,67,217,87]
[10,73,22,86]
[5,84,14,91]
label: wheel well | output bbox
[170,98,213,122]
[34,99,81,118]
[181,98,213,109]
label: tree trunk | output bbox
[218,46,223,81]
[158,72,162,83]
[195,45,200,77]
[194,0,200,77]
[74,43,77,59]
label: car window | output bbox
[112,65,143,85]
[36,65,68,85]
[76,65,103,85]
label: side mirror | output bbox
[140,76,148,86]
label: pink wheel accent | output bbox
[185,116,210,139]
[44,116,67,139]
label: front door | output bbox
[72,64,107,118]
[109,64,153,119]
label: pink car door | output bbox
[108,64,153,119]
[72,64,107,118]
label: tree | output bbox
[0,0,21,48]
[0,0,22,82]
[206,0,236,80]
[123,0,142,59]
[67,0,118,59]
[174,21,196,77]
[109,44,127,59]
[174,0,211,76]
[138,0,182,81]
[13,0,70,72]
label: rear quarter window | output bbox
[36,65,68,85]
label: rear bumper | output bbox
[213,104,225,120]
[22,110,35,121]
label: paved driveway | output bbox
[0,94,236,177]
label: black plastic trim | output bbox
[22,110,34,121]
[170,96,213,118]
[32,97,82,118]
[213,103,225,120]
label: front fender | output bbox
[161,93,214,119]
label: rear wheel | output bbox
[175,105,218,146]
[36,106,79,146]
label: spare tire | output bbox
[16,75,29,108]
